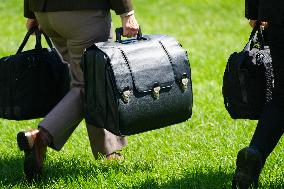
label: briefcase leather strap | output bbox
[16,27,54,54]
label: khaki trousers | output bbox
[34,10,127,158]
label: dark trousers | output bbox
[250,25,284,163]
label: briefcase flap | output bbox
[118,40,175,92]
[93,35,190,94]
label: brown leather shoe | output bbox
[106,152,124,160]
[17,129,47,180]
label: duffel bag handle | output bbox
[16,27,54,54]
[244,21,265,51]
[115,27,143,43]
[41,31,54,49]
[248,21,261,40]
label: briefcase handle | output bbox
[16,27,54,54]
[115,27,143,43]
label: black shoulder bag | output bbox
[222,25,274,120]
[0,27,70,120]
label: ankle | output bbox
[39,128,52,146]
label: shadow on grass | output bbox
[137,170,233,189]
[0,156,26,187]
[0,157,282,189]
[0,156,154,187]
[137,170,284,189]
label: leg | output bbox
[250,27,284,164]
[17,10,127,180]
[86,124,127,159]
[33,12,85,151]
[56,11,127,157]
[16,13,77,180]
[250,98,284,163]
[39,87,84,150]
[38,10,126,154]
[233,25,284,188]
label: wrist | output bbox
[120,10,135,18]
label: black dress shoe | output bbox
[232,147,263,189]
[17,129,47,180]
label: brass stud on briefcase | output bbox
[122,89,131,103]
[153,86,161,99]
[181,78,189,91]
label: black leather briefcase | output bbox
[83,28,193,136]
[0,27,70,120]
[222,25,273,120]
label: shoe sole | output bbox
[17,132,31,151]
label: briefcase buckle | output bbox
[122,90,131,103]
[153,86,161,99]
[181,78,189,91]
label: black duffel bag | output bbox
[0,27,70,120]
[83,28,193,136]
[222,25,273,120]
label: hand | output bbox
[249,20,268,28]
[26,18,39,31]
[121,14,139,38]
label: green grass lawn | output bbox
[0,0,283,188]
